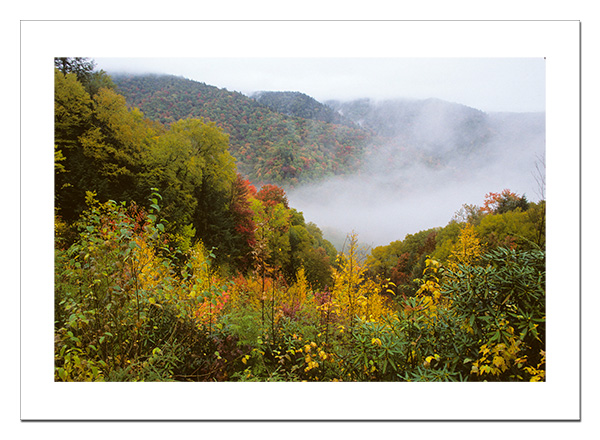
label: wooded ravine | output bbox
[54,58,545,382]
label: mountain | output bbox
[287,99,545,249]
[111,74,543,194]
[252,91,358,128]
[111,74,372,188]
[326,97,493,156]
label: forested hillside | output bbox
[113,74,542,196]
[326,97,490,144]
[325,97,545,167]
[112,74,372,187]
[252,90,357,127]
[54,59,545,383]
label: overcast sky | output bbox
[95,57,545,113]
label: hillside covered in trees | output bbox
[111,73,540,193]
[111,74,372,187]
[252,90,358,128]
[54,58,545,382]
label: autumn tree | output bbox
[81,88,154,203]
[168,119,237,260]
[55,68,156,223]
[331,233,369,329]
[250,196,291,272]
[55,68,93,221]
[475,207,543,250]
[389,252,412,297]
[300,222,337,289]
[256,184,289,208]
[229,174,258,270]
[481,189,528,215]
[366,228,438,298]
[281,210,336,288]
[447,223,483,271]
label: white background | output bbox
[5,1,597,438]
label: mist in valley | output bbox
[287,98,545,250]
[94,57,546,251]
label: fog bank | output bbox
[288,102,545,249]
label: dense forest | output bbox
[55,58,545,382]
[111,74,372,187]
[252,90,357,127]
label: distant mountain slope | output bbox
[112,74,372,187]
[252,91,358,128]
[323,97,544,185]
[326,97,493,155]
[288,100,545,248]
[111,74,544,193]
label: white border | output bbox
[21,20,580,420]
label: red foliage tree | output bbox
[390,252,412,293]
[481,189,528,214]
[230,174,257,270]
[256,184,289,209]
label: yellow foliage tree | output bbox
[447,223,483,272]
[412,258,447,319]
[183,241,228,331]
[330,233,395,329]
[280,266,318,321]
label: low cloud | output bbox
[288,107,545,249]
